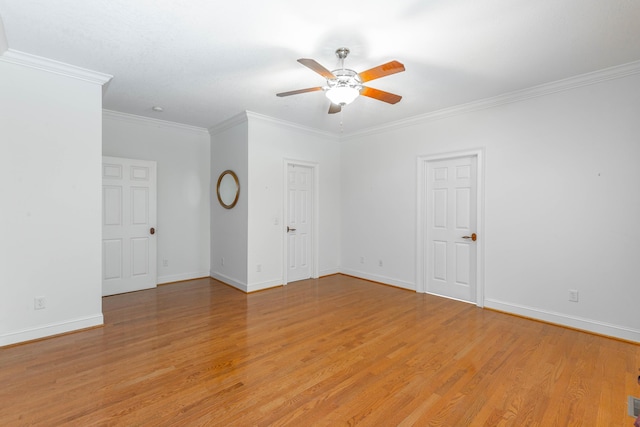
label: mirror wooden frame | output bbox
[216,170,240,209]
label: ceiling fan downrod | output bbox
[335,47,350,70]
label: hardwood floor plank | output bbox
[1,275,638,426]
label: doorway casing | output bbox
[282,159,320,285]
[416,148,485,306]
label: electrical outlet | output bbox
[360,256,365,264]
[569,289,579,302]
[162,259,169,267]
[34,297,46,310]
[378,260,383,267]
[256,264,262,272]
[221,257,225,266]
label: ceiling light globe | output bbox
[326,86,359,106]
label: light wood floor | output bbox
[1,275,639,426]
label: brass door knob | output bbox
[462,233,477,241]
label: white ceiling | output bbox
[1,0,639,134]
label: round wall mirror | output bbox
[216,170,239,209]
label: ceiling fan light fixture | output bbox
[326,86,360,105]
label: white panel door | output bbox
[286,164,312,282]
[426,156,477,302]
[102,156,157,296]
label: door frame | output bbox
[102,156,157,296]
[416,148,485,306]
[282,159,319,285]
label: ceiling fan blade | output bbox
[328,103,342,114]
[358,60,405,83]
[361,86,402,104]
[298,58,336,79]
[276,87,324,97]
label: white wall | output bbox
[210,114,249,288]
[340,68,640,342]
[0,52,109,346]
[247,113,341,291]
[3,44,636,346]
[0,15,7,55]
[102,111,211,284]
[210,112,341,292]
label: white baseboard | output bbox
[210,272,248,292]
[210,273,284,293]
[247,279,282,293]
[340,268,415,291]
[319,267,340,277]
[485,298,640,343]
[0,314,104,347]
[158,271,210,285]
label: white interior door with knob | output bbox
[423,154,478,303]
[102,156,157,296]
[285,163,313,283]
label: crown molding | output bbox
[209,111,339,141]
[245,111,340,141]
[208,111,250,135]
[342,60,640,140]
[0,49,112,85]
[103,109,209,135]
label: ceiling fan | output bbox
[276,47,405,114]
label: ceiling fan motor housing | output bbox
[327,69,363,90]
[325,69,363,105]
